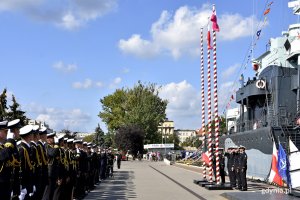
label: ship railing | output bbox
[235,119,267,133]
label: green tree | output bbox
[6,94,28,125]
[83,134,94,143]
[99,81,167,144]
[103,132,115,148]
[165,133,181,150]
[0,88,8,120]
[94,123,105,146]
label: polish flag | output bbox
[268,142,283,186]
[210,5,220,32]
[202,151,210,165]
[207,25,212,50]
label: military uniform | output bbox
[238,146,247,191]
[37,127,48,200]
[0,120,15,200]
[225,147,236,187]
[7,119,22,200]
[43,132,60,200]
[18,125,35,200]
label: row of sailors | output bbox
[0,119,115,200]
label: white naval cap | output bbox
[67,138,74,143]
[47,132,56,138]
[32,125,40,133]
[39,127,47,135]
[20,125,33,136]
[7,119,21,129]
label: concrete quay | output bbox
[84,160,299,200]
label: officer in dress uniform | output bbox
[52,135,67,200]
[66,138,76,199]
[238,146,247,191]
[233,146,240,189]
[0,120,16,200]
[30,125,42,200]
[37,127,48,200]
[7,119,22,200]
[43,132,59,200]
[18,125,35,200]
[225,146,236,187]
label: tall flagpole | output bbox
[200,27,206,180]
[207,24,213,183]
[212,4,220,185]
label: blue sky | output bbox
[0,0,297,133]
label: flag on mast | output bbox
[268,142,283,186]
[210,4,220,32]
[277,143,289,184]
[207,24,212,50]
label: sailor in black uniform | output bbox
[0,120,16,200]
[37,127,48,200]
[233,146,240,189]
[43,131,59,200]
[225,146,236,187]
[238,146,247,191]
[7,119,22,200]
[18,125,35,200]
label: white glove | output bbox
[33,185,36,193]
[21,188,27,195]
[11,191,13,197]
[29,193,34,197]
[7,130,14,139]
[19,188,27,200]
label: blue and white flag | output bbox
[277,143,290,184]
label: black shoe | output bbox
[241,188,247,191]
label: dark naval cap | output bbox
[20,125,33,136]
[7,119,22,129]
[0,120,8,130]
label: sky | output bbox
[0,0,297,133]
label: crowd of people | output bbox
[0,119,121,200]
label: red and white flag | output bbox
[207,24,212,50]
[268,142,283,186]
[202,151,210,165]
[210,5,220,32]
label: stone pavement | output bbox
[83,160,300,200]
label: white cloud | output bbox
[72,78,93,89]
[26,102,91,131]
[221,63,240,80]
[119,5,258,59]
[158,80,239,129]
[109,77,122,89]
[72,79,107,89]
[122,67,130,74]
[53,61,78,73]
[0,0,117,30]
[159,80,202,129]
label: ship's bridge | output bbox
[236,78,267,104]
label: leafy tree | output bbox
[99,81,167,144]
[0,88,8,120]
[83,134,94,143]
[115,125,144,156]
[103,132,115,148]
[6,95,28,125]
[93,123,105,146]
[165,133,181,150]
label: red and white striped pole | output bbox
[200,28,206,180]
[207,24,213,183]
[212,4,220,185]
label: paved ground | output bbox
[84,160,300,200]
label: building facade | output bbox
[174,129,197,144]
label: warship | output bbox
[220,0,300,181]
